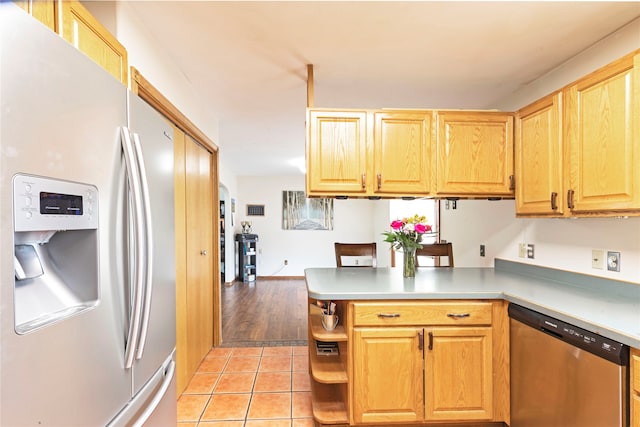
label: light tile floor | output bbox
[177,346,314,427]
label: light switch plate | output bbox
[592,249,604,269]
[518,243,526,258]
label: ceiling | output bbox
[128,1,640,177]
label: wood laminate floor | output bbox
[221,278,308,347]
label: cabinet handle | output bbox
[200,250,207,256]
[361,173,366,189]
[428,331,433,350]
[567,189,575,209]
[550,192,558,211]
[376,173,382,189]
[376,313,400,318]
[509,175,515,191]
[418,330,424,351]
[447,313,470,319]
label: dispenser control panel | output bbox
[13,174,98,232]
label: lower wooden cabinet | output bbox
[308,299,508,426]
[352,327,424,424]
[425,327,493,421]
[632,348,640,427]
[346,300,507,426]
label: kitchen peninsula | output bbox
[305,259,640,426]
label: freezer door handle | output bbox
[133,358,175,427]
[132,132,154,360]
[106,354,176,427]
[121,126,146,370]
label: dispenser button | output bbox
[25,184,32,193]
[25,211,32,219]
[25,197,32,206]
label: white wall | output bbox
[440,200,520,268]
[236,175,384,276]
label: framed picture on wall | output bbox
[282,190,333,230]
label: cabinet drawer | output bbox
[632,349,640,394]
[352,301,493,326]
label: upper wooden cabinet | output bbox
[564,51,640,215]
[59,0,128,85]
[436,111,514,197]
[372,111,433,196]
[516,50,640,217]
[14,0,56,30]
[306,109,433,198]
[515,92,564,216]
[306,110,368,196]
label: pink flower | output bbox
[390,220,404,230]
[414,223,432,234]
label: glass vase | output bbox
[403,247,416,278]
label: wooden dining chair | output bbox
[416,242,454,267]
[334,242,377,267]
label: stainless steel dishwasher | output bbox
[509,303,629,427]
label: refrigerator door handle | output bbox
[132,132,154,360]
[121,126,146,370]
[133,357,175,427]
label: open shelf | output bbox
[310,349,348,384]
[311,381,349,425]
[310,304,347,342]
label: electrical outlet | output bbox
[592,249,604,269]
[607,251,620,272]
[527,244,535,259]
[284,259,288,265]
[480,244,485,257]
[518,243,526,258]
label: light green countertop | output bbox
[304,259,640,348]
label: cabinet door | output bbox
[632,348,640,427]
[436,112,514,196]
[564,52,640,214]
[515,92,564,215]
[352,327,424,424]
[14,0,56,30]
[306,110,368,196]
[424,327,493,421]
[59,0,128,85]
[373,111,433,196]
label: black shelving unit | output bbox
[236,233,258,283]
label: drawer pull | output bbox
[377,313,401,318]
[447,313,471,319]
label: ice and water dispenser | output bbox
[13,174,99,334]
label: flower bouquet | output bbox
[383,215,432,277]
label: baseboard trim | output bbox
[258,276,305,280]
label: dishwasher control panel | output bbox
[509,303,628,365]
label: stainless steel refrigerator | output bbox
[1,4,177,425]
